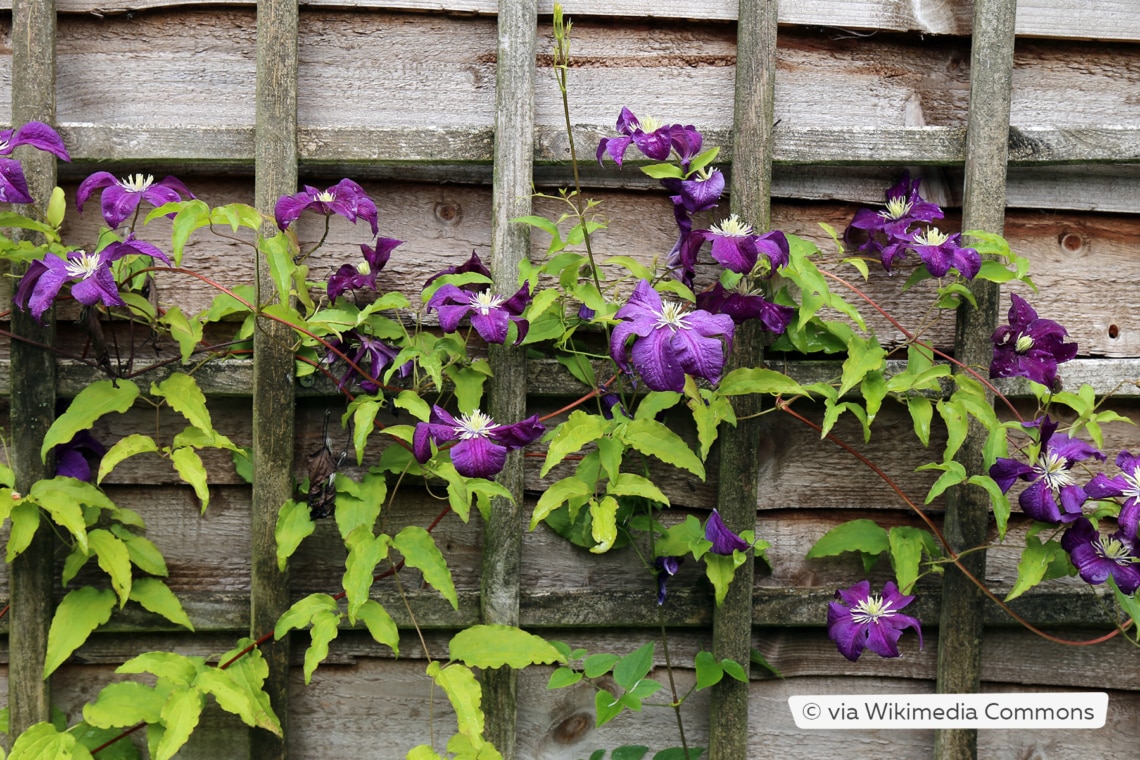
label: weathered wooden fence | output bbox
[3,0,1140,757]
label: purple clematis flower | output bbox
[15,236,171,322]
[990,294,1078,390]
[412,405,544,479]
[704,508,750,555]
[654,555,683,605]
[844,172,943,266]
[681,216,789,277]
[596,108,674,167]
[77,172,194,230]
[423,250,493,291]
[827,580,923,662]
[989,416,1104,524]
[664,167,724,216]
[909,227,980,280]
[1060,517,1140,594]
[427,281,531,345]
[610,280,734,393]
[54,430,106,483]
[323,330,410,393]
[0,122,71,204]
[696,281,794,333]
[1085,451,1140,540]
[326,237,402,302]
[274,178,378,235]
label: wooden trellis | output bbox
[3,0,1140,757]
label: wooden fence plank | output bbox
[709,0,778,757]
[7,0,58,736]
[481,1,537,756]
[936,0,1017,758]
[250,0,299,754]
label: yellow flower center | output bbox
[637,115,663,132]
[655,301,690,332]
[1015,334,1035,353]
[316,190,336,203]
[850,594,896,625]
[64,251,101,280]
[118,174,154,193]
[710,214,753,238]
[880,196,914,221]
[1096,537,1136,565]
[356,261,371,276]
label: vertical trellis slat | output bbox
[935,1,1017,759]
[709,0,778,757]
[7,0,58,736]
[251,0,300,755]
[481,1,537,756]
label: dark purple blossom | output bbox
[1061,517,1140,594]
[324,330,410,393]
[54,430,106,483]
[77,172,194,230]
[274,178,378,235]
[423,250,492,291]
[681,216,789,277]
[1085,451,1140,540]
[843,172,943,267]
[0,122,70,204]
[704,509,749,555]
[696,281,793,333]
[990,294,1078,390]
[609,280,734,392]
[427,282,531,345]
[15,236,171,322]
[654,555,683,605]
[596,108,674,167]
[909,227,980,280]
[326,237,402,302]
[827,580,923,662]
[665,168,724,215]
[989,416,1104,524]
[412,406,544,479]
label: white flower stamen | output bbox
[710,213,753,238]
[468,290,505,315]
[1033,451,1076,493]
[913,228,950,247]
[1015,334,1035,353]
[1096,536,1137,566]
[637,115,663,132]
[453,410,497,440]
[118,173,155,193]
[316,190,336,202]
[1123,468,1140,501]
[655,301,691,332]
[850,594,896,625]
[64,250,101,280]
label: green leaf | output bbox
[633,391,682,420]
[595,689,623,727]
[449,625,565,669]
[619,418,705,479]
[717,367,806,397]
[46,186,67,228]
[428,661,487,748]
[334,470,387,540]
[639,163,684,180]
[705,551,746,605]
[88,528,133,607]
[530,476,593,529]
[1005,532,1070,601]
[303,610,342,684]
[117,651,203,686]
[612,642,654,691]
[98,434,159,483]
[194,668,274,733]
[275,498,316,571]
[28,478,107,552]
[342,528,391,619]
[546,667,583,690]
[8,722,84,760]
[261,233,299,303]
[44,587,116,677]
[806,519,889,561]
[720,657,748,682]
[170,447,210,512]
[606,473,669,507]
[210,202,263,232]
[356,600,400,655]
[84,682,166,728]
[129,578,194,631]
[151,373,214,434]
[117,531,168,577]
[158,307,204,364]
[838,335,885,397]
[694,650,723,689]
[612,747,650,760]
[444,365,488,415]
[215,641,282,735]
[274,593,339,640]
[583,653,619,678]
[540,411,607,477]
[589,496,620,554]
[1109,576,1140,628]
[919,460,968,504]
[42,380,139,460]
[906,395,934,446]
[154,686,204,760]
[888,526,935,594]
[968,474,1012,540]
[7,501,42,561]
[393,526,457,610]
